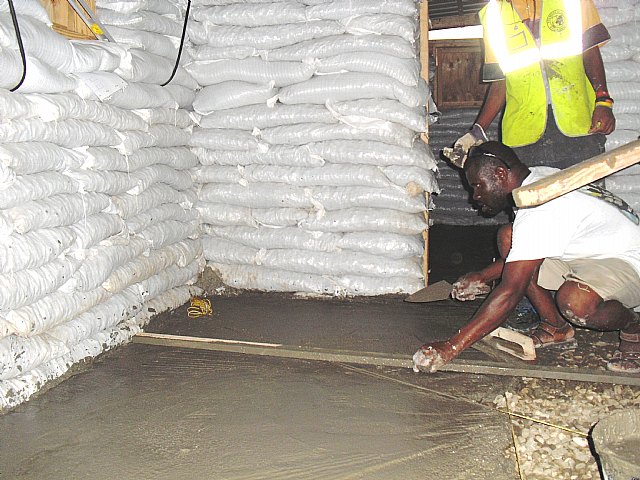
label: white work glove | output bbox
[443,123,488,168]
[451,273,492,301]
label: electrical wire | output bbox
[7,0,27,92]
[161,0,191,87]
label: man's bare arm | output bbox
[584,47,615,134]
[414,258,544,371]
[475,80,506,132]
[449,259,543,352]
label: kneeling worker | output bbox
[413,141,640,374]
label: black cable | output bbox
[161,0,191,87]
[7,0,27,92]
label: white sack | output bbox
[0,256,79,310]
[4,288,109,336]
[190,127,265,150]
[197,104,336,129]
[265,34,415,61]
[133,108,193,128]
[278,73,428,108]
[193,145,325,167]
[5,192,109,234]
[97,9,183,36]
[242,164,392,187]
[192,2,307,26]
[251,208,309,226]
[188,20,343,49]
[197,202,258,226]
[0,52,77,94]
[258,121,416,147]
[306,0,417,20]
[300,208,427,234]
[0,171,77,209]
[307,140,436,168]
[108,184,196,218]
[0,118,120,147]
[0,142,83,174]
[0,227,76,273]
[343,14,417,43]
[186,58,314,86]
[115,50,198,89]
[327,99,427,133]
[69,213,124,250]
[127,204,198,233]
[315,53,420,86]
[199,183,312,208]
[193,81,277,114]
[82,146,198,172]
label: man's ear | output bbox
[495,165,509,181]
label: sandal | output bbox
[607,330,640,373]
[529,321,577,349]
[606,350,640,374]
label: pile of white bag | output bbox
[596,0,640,211]
[0,3,201,410]
[188,0,438,296]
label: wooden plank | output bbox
[422,193,430,287]
[430,13,479,30]
[133,332,640,386]
[513,139,640,208]
[431,41,487,109]
[39,0,97,40]
[419,1,430,286]
[419,0,429,82]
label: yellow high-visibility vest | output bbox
[480,0,595,147]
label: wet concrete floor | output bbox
[1,293,520,480]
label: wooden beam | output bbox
[430,13,480,30]
[419,0,430,286]
[133,332,640,386]
[513,139,640,208]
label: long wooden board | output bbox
[133,332,640,386]
[512,139,640,207]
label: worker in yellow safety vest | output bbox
[447,0,616,170]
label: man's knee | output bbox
[556,281,601,326]
[497,224,513,258]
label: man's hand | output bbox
[412,341,456,373]
[443,123,488,168]
[589,106,615,134]
[452,272,492,301]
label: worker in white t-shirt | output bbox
[413,141,640,374]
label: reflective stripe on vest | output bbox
[480,0,594,147]
[484,0,583,73]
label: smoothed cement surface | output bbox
[1,344,516,480]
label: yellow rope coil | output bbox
[187,297,213,318]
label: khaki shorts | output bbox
[537,257,640,308]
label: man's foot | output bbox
[529,321,577,349]
[505,298,540,333]
[607,330,640,373]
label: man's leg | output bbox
[555,279,640,372]
[525,265,576,347]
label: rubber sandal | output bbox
[606,350,640,374]
[620,331,640,343]
[529,321,577,350]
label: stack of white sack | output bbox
[0,3,202,410]
[596,0,640,210]
[188,0,439,296]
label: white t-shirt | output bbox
[506,167,640,278]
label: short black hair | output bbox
[466,141,521,171]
